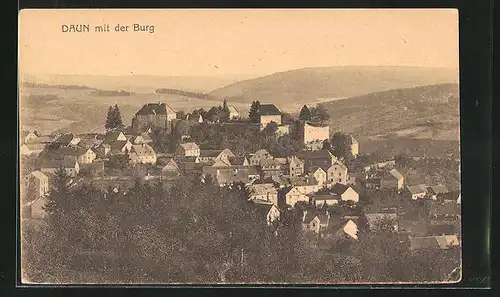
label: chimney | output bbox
[302,210,307,222]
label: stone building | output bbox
[131,102,176,134]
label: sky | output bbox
[19,9,459,77]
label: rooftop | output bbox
[259,104,281,116]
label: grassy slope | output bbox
[209,66,458,111]
[321,83,460,141]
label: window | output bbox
[312,223,316,227]
[339,178,341,182]
[339,173,341,177]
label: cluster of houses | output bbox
[20,100,461,254]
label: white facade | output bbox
[327,162,348,185]
[340,187,359,203]
[285,187,310,208]
[312,167,327,187]
[303,122,329,144]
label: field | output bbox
[19,86,251,135]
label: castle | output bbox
[131,102,177,134]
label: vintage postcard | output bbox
[19,9,461,284]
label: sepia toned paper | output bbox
[19,9,461,285]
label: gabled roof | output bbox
[135,103,171,115]
[162,159,179,171]
[40,156,78,169]
[427,184,449,195]
[30,170,48,181]
[409,235,459,251]
[252,149,271,157]
[365,213,398,228]
[228,156,247,166]
[302,150,334,160]
[437,190,461,201]
[348,135,358,145]
[228,106,239,114]
[407,184,428,194]
[313,193,340,201]
[387,168,404,181]
[288,156,304,166]
[259,104,281,116]
[179,142,199,151]
[329,183,350,195]
[261,158,288,167]
[254,203,279,218]
[310,165,327,174]
[328,160,347,171]
[21,143,46,151]
[54,133,74,145]
[131,144,156,156]
[250,183,278,196]
[199,149,222,158]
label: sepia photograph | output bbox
[18,9,461,284]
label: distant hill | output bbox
[209,66,458,111]
[320,83,460,140]
[21,74,244,93]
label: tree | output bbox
[43,166,71,214]
[105,105,124,131]
[395,153,413,169]
[105,106,115,131]
[322,139,331,151]
[113,104,124,129]
[310,104,330,123]
[248,101,261,123]
[330,132,351,159]
[298,105,311,122]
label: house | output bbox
[20,143,45,156]
[131,102,177,134]
[259,104,282,128]
[302,210,330,234]
[199,150,226,164]
[255,203,280,226]
[303,122,329,144]
[103,131,127,142]
[41,145,96,165]
[326,218,359,240]
[40,157,80,177]
[380,169,405,190]
[365,213,399,232]
[80,162,105,177]
[407,184,428,200]
[176,142,200,157]
[24,170,49,199]
[211,158,232,168]
[437,190,461,203]
[327,160,348,185]
[281,186,310,208]
[53,133,78,148]
[290,176,322,195]
[94,143,111,159]
[427,184,449,200]
[249,149,273,166]
[260,158,289,179]
[348,135,359,157]
[108,140,133,155]
[247,166,261,182]
[409,235,460,252]
[288,156,304,178]
[228,156,250,166]
[187,113,203,123]
[129,144,157,165]
[248,183,278,205]
[199,148,235,164]
[301,150,337,173]
[228,106,240,119]
[312,193,340,207]
[22,131,38,143]
[131,133,153,145]
[161,159,181,178]
[329,183,359,203]
[213,166,250,186]
[310,166,327,187]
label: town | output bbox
[20,98,461,283]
